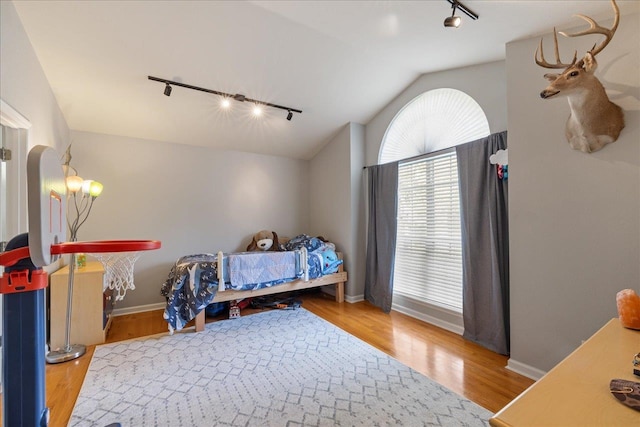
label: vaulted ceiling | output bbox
[12,1,634,160]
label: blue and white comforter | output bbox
[160,254,219,333]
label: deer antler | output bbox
[558,0,620,57]
[535,28,578,69]
[535,0,619,69]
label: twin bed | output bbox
[160,235,347,333]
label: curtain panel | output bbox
[364,162,399,313]
[456,131,510,355]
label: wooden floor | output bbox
[2,291,534,426]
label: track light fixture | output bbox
[444,10,461,28]
[149,76,302,120]
[444,0,478,28]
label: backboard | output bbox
[26,146,66,267]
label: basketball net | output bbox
[88,251,141,301]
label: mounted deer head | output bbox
[535,0,624,153]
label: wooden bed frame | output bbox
[194,254,347,332]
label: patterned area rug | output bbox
[71,308,491,426]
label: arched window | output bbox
[380,88,489,163]
[380,89,489,316]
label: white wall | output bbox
[507,10,640,375]
[309,123,365,298]
[349,123,366,298]
[1,0,70,238]
[70,131,310,310]
[365,60,507,166]
[0,1,69,154]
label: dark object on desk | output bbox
[610,379,640,412]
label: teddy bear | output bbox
[246,230,288,251]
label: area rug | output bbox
[70,308,492,426]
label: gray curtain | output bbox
[456,131,509,355]
[364,162,399,313]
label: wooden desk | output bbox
[491,318,640,426]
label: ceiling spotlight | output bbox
[444,13,461,28]
[221,98,231,109]
[252,104,262,117]
[286,110,293,121]
[164,83,172,96]
[444,0,478,28]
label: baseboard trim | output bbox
[392,303,464,336]
[506,358,546,381]
[112,302,165,317]
[320,288,362,304]
[345,294,364,303]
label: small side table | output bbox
[49,261,114,350]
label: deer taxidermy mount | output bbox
[535,0,625,153]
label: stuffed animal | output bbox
[246,230,285,252]
[318,248,342,274]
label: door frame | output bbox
[0,99,32,391]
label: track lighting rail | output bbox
[148,75,302,119]
[445,0,478,21]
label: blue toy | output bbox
[318,248,342,274]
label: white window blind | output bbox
[393,150,463,312]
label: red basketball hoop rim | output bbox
[51,240,161,255]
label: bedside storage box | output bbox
[49,261,114,350]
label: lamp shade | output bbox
[88,181,103,198]
[81,180,93,194]
[66,175,84,193]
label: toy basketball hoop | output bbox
[46,240,160,364]
[0,145,161,425]
[52,240,161,301]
